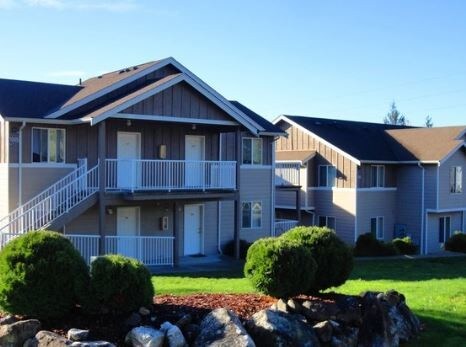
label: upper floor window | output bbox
[371,216,384,240]
[319,165,336,187]
[242,201,262,228]
[242,138,262,165]
[439,216,451,243]
[450,166,462,193]
[371,165,385,187]
[32,128,65,163]
[318,216,336,231]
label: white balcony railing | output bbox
[105,159,236,191]
[274,219,299,236]
[275,162,301,186]
[66,234,100,265]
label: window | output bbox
[370,216,384,240]
[242,138,262,165]
[32,128,65,163]
[242,201,262,228]
[371,165,385,187]
[439,216,451,243]
[318,216,336,230]
[450,166,463,193]
[319,165,337,187]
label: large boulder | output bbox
[160,322,187,347]
[0,319,41,347]
[194,308,255,347]
[69,342,115,347]
[67,329,89,342]
[125,326,164,347]
[35,330,71,346]
[246,309,320,347]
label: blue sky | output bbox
[1,0,466,126]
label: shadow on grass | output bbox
[154,270,245,279]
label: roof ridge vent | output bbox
[119,70,125,74]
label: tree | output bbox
[425,115,433,128]
[384,102,408,125]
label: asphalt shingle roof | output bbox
[230,101,286,135]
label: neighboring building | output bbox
[274,115,466,254]
[0,57,285,265]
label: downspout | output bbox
[418,163,425,254]
[18,122,26,206]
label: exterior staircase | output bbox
[0,159,99,241]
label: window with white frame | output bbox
[242,138,262,165]
[371,165,385,187]
[319,165,337,187]
[438,216,451,243]
[370,216,384,240]
[32,128,65,163]
[450,166,462,193]
[242,201,262,228]
[318,216,336,231]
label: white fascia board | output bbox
[274,115,361,166]
[360,160,440,165]
[426,207,466,213]
[45,58,174,119]
[439,142,465,166]
[4,117,90,125]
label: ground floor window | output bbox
[242,201,262,228]
[439,216,451,243]
[318,216,336,231]
[371,216,384,240]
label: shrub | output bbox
[87,254,154,315]
[392,237,417,255]
[222,239,251,259]
[0,231,89,319]
[354,233,398,257]
[244,237,317,299]
[281,226,353,292]
[445,233,466,253]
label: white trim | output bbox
[276,160,303,164]
[0,163,78,169]
[449,165,463,194]
[241,200,263,229]
[242,137,263,165]
[240,164,272,169]
[183,203,205,255]
[308,187,397,192]
[271,140,276,236]
[418,163,425,254]
[438,215,452,245]
[439,142,466,165]
[354,169,358,243]
[426,207,466,213]
[31,127,66,164]
[370,164,385,188]
[317,215,337,231]
[275,204,315,210]
[436,165,440,209]
[115,113,238,126]
[360,160,440,164]
[5,117,89,125]
[273,115,361,166]
[318,164,337,187]
[370,216,384,240]
[425,212,429,254]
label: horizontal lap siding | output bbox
[426,212,463,253]
[219,201,235,249]
[0,167,8,217]
[438,150,466,209]
[358,164,397,188]
[424,165,438,209]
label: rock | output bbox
[0,319,41,347]
[313,320,333,343]
[23,338,38,347]
[183,324,200,345]
[0,315,18,325]
[175,314,192,331]
[139,307,151,316]
[35,330,71,346]
[335,296,362,324]
[125,326,164,347]
[66,329,89,342]
[124,312,142,330]
[330,326,358,347]
[194,308,255,347]
[160,322,187,347]
[302,300,339,322]
[247,309,320,347]
[287,298,303,314]
[70,342,115,347]
[276,299,288,313]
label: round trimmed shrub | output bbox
[445,233,466,253]
[87,254,154,315]
[0,231,89,319]
[392,237,417,255]
[281,226,353,293]
[222,239,251,259]
[354,233,398,257]
[244,237,316,299]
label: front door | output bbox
[184,204,203,255]
[185,135,205,188]
[116,207,140,258]
[117,132,141,189]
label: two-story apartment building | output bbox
[274,115,466,254]
[0,57,285,265]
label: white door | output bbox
[184,204,203,255]
[116,207,140,258]
[117,132,141,189]
[185,136,205,188]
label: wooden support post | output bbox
[234,128,242,260]
[296,188,301,224]
[173,202,179,267]
[98,121,106,255]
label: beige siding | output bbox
[356,190,397,242]
[438,150,466,209]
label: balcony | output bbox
[105,159,236,192]
[275,162,301,186]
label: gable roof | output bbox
[275,115,466,164]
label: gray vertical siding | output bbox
[438,150,466,209]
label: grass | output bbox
[153,256,466,346]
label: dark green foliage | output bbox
[445,233,466,253]
[282,226,354,292]
[354,233,398,257]
[244,237,317,299]
[222,239,251,259]
[0,231,89,319]
[87,254,154,314]
[392,237,417,255]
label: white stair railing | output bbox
[0,162,99,235]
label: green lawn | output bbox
[153,257,466,346]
